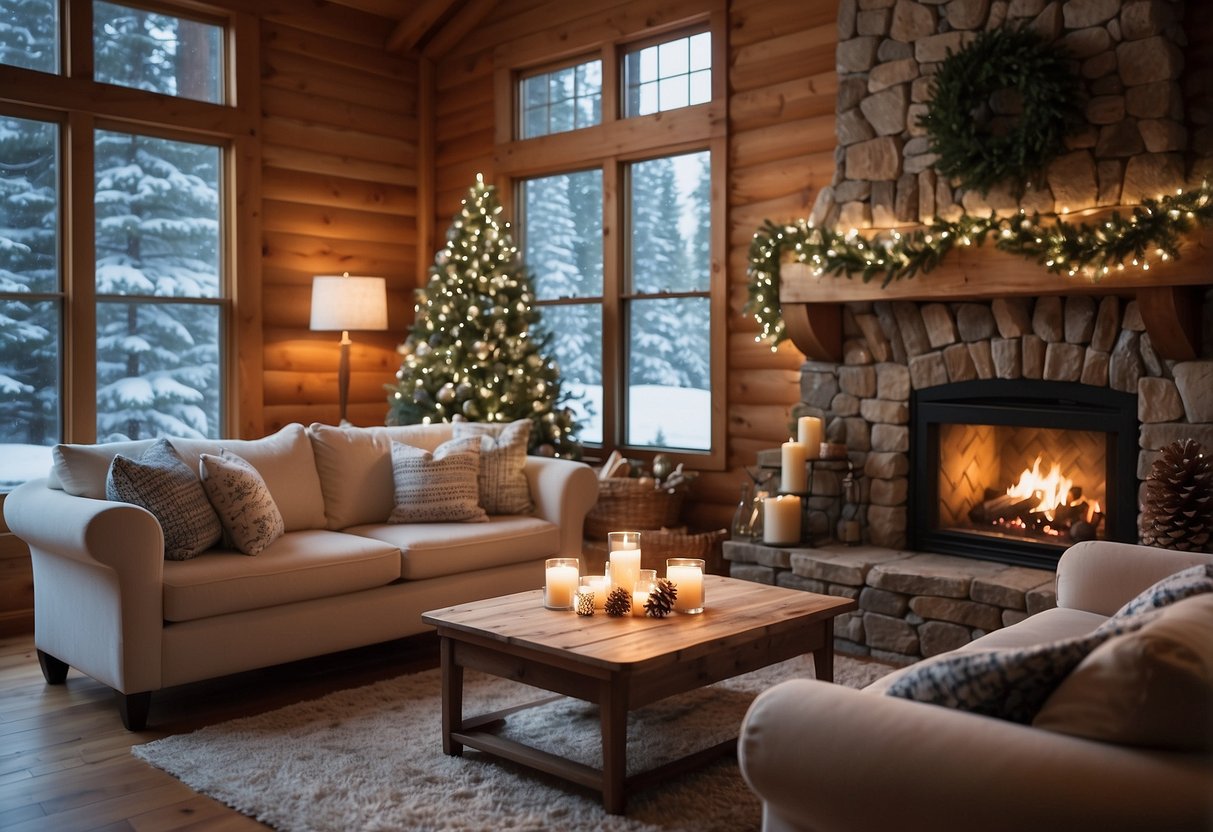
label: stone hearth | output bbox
[725,541,1057,663]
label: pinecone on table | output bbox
[1141,439,1213,552]
[604,587,632,617]
[644,579,678,618]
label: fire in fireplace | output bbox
[911,380,1138,569]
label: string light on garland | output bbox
[744,181,1213,347]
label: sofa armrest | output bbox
[4,478,165,693]
[524,457,597,558]
[1056,540,1213,616]
[740,678,1213,832]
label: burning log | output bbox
[968,493,1039,525]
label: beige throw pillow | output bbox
[388,437,488,524]
[1032,593,1213,752]
[199,450,285,555]
[452,420,533,515]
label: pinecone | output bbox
[644,579,678,618]
[604,586,632,617]
[1141,439,1213,553]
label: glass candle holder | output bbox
[580,574,609,611]
[607,531,642,595]
[544,557,579,610]
[666,557,706,614]
[632,568,657,617]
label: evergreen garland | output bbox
[920,26,1081,194]
[745,182,1213,347]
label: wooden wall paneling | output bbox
[260,20,417,80]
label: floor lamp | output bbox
[309,274,388,426]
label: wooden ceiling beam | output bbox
[387,0,459,53]
[421,0,497,59]
[322,0,408,18]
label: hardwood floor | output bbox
[0,632,440,831]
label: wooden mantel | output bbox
[779,226,1213,362]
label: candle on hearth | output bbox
[544,558,579,610]
[781,440,808,493]
[798,416,823,460]
[763,495,802,545]
[666,557,705,614]
[608,531,642,594]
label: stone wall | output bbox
[792,291,1213,549]
[725,541,1057,662]
[816,0,1204,229]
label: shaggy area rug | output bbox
[133,654,893,832]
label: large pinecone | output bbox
[644,579,678,618]
[604,587,632,617]
[1141,439,1213,552]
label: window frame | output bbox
[0,0,260,489]
[494,6,727,470]
[516,54,604,140]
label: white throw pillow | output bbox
[388,437,488,524]
[106,438,222,560]
[199,450,285,555]
[452,419,533,515]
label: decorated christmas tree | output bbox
[386,175,581,458]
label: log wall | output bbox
[432,0,840,530]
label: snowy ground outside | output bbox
[566,383,710,450]
[0,444,54,491]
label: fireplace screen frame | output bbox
[909,379,1138,570]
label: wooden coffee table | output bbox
[422,575,856,814]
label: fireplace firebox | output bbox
[910,380,1138,569]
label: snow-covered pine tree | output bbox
[386,175,581,458]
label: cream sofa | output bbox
[4,422,598,730]
[739,541,1213,832]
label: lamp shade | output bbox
[309,275,388,332]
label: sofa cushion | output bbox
[452,419,533,514]
[106,439,222,561]
[199,450,285,555]
[162,530,401,622]
[308,423,454,529]
[883,564,1213,723]
[51,424,326,533]
[389,437,487,524]
[1033,593,1213,751]
[347,516,558,580]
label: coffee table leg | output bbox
[600,678,628,814]
[813,619,835,683]
[440,637,464,756]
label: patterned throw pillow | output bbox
[452,419,533,515]
[885,563,1213,723]
[199,449,285,555]
[388,437,488,524]
[106,438,222,561]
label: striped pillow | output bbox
[106,438,222,560]
[388,437,488,523]
[452,419,533,515]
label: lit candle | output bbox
[582,575,610,610]
[763,495,802,545]
[798,416,823,460]
[667,557,705,614]
[781,440,808,493]
[544,557,579,610]
[608,531,642,594]
[632,569,656,617]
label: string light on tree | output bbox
[745,181,1213,346]
[385,175,581,457]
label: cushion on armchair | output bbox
[885,564,1213,723]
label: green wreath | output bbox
[919,26,1081,194]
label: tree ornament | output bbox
[604,586,632,617]
[473,340,491,360]
[437,383,456,404]
[652,453,674,481]
[462,399,480,418]
[1140,439,1213,553]
[535,443,556,457]
[455,382,473,401]
[920,26,1080,195]
[644,578,678,618]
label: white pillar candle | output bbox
[632,591,649,616]
[798,416,823,460]
[609,547,641,594]
[667,558,705,614]
[586,575,610,610]
[544,558,579,610]
[781,440,808,493]
[763,495,802,545]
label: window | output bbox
[502,17,724,464]
[0,0,243,490]
[519,59,602,139]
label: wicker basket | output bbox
[638,528,729,574]
[584,477,685,540]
